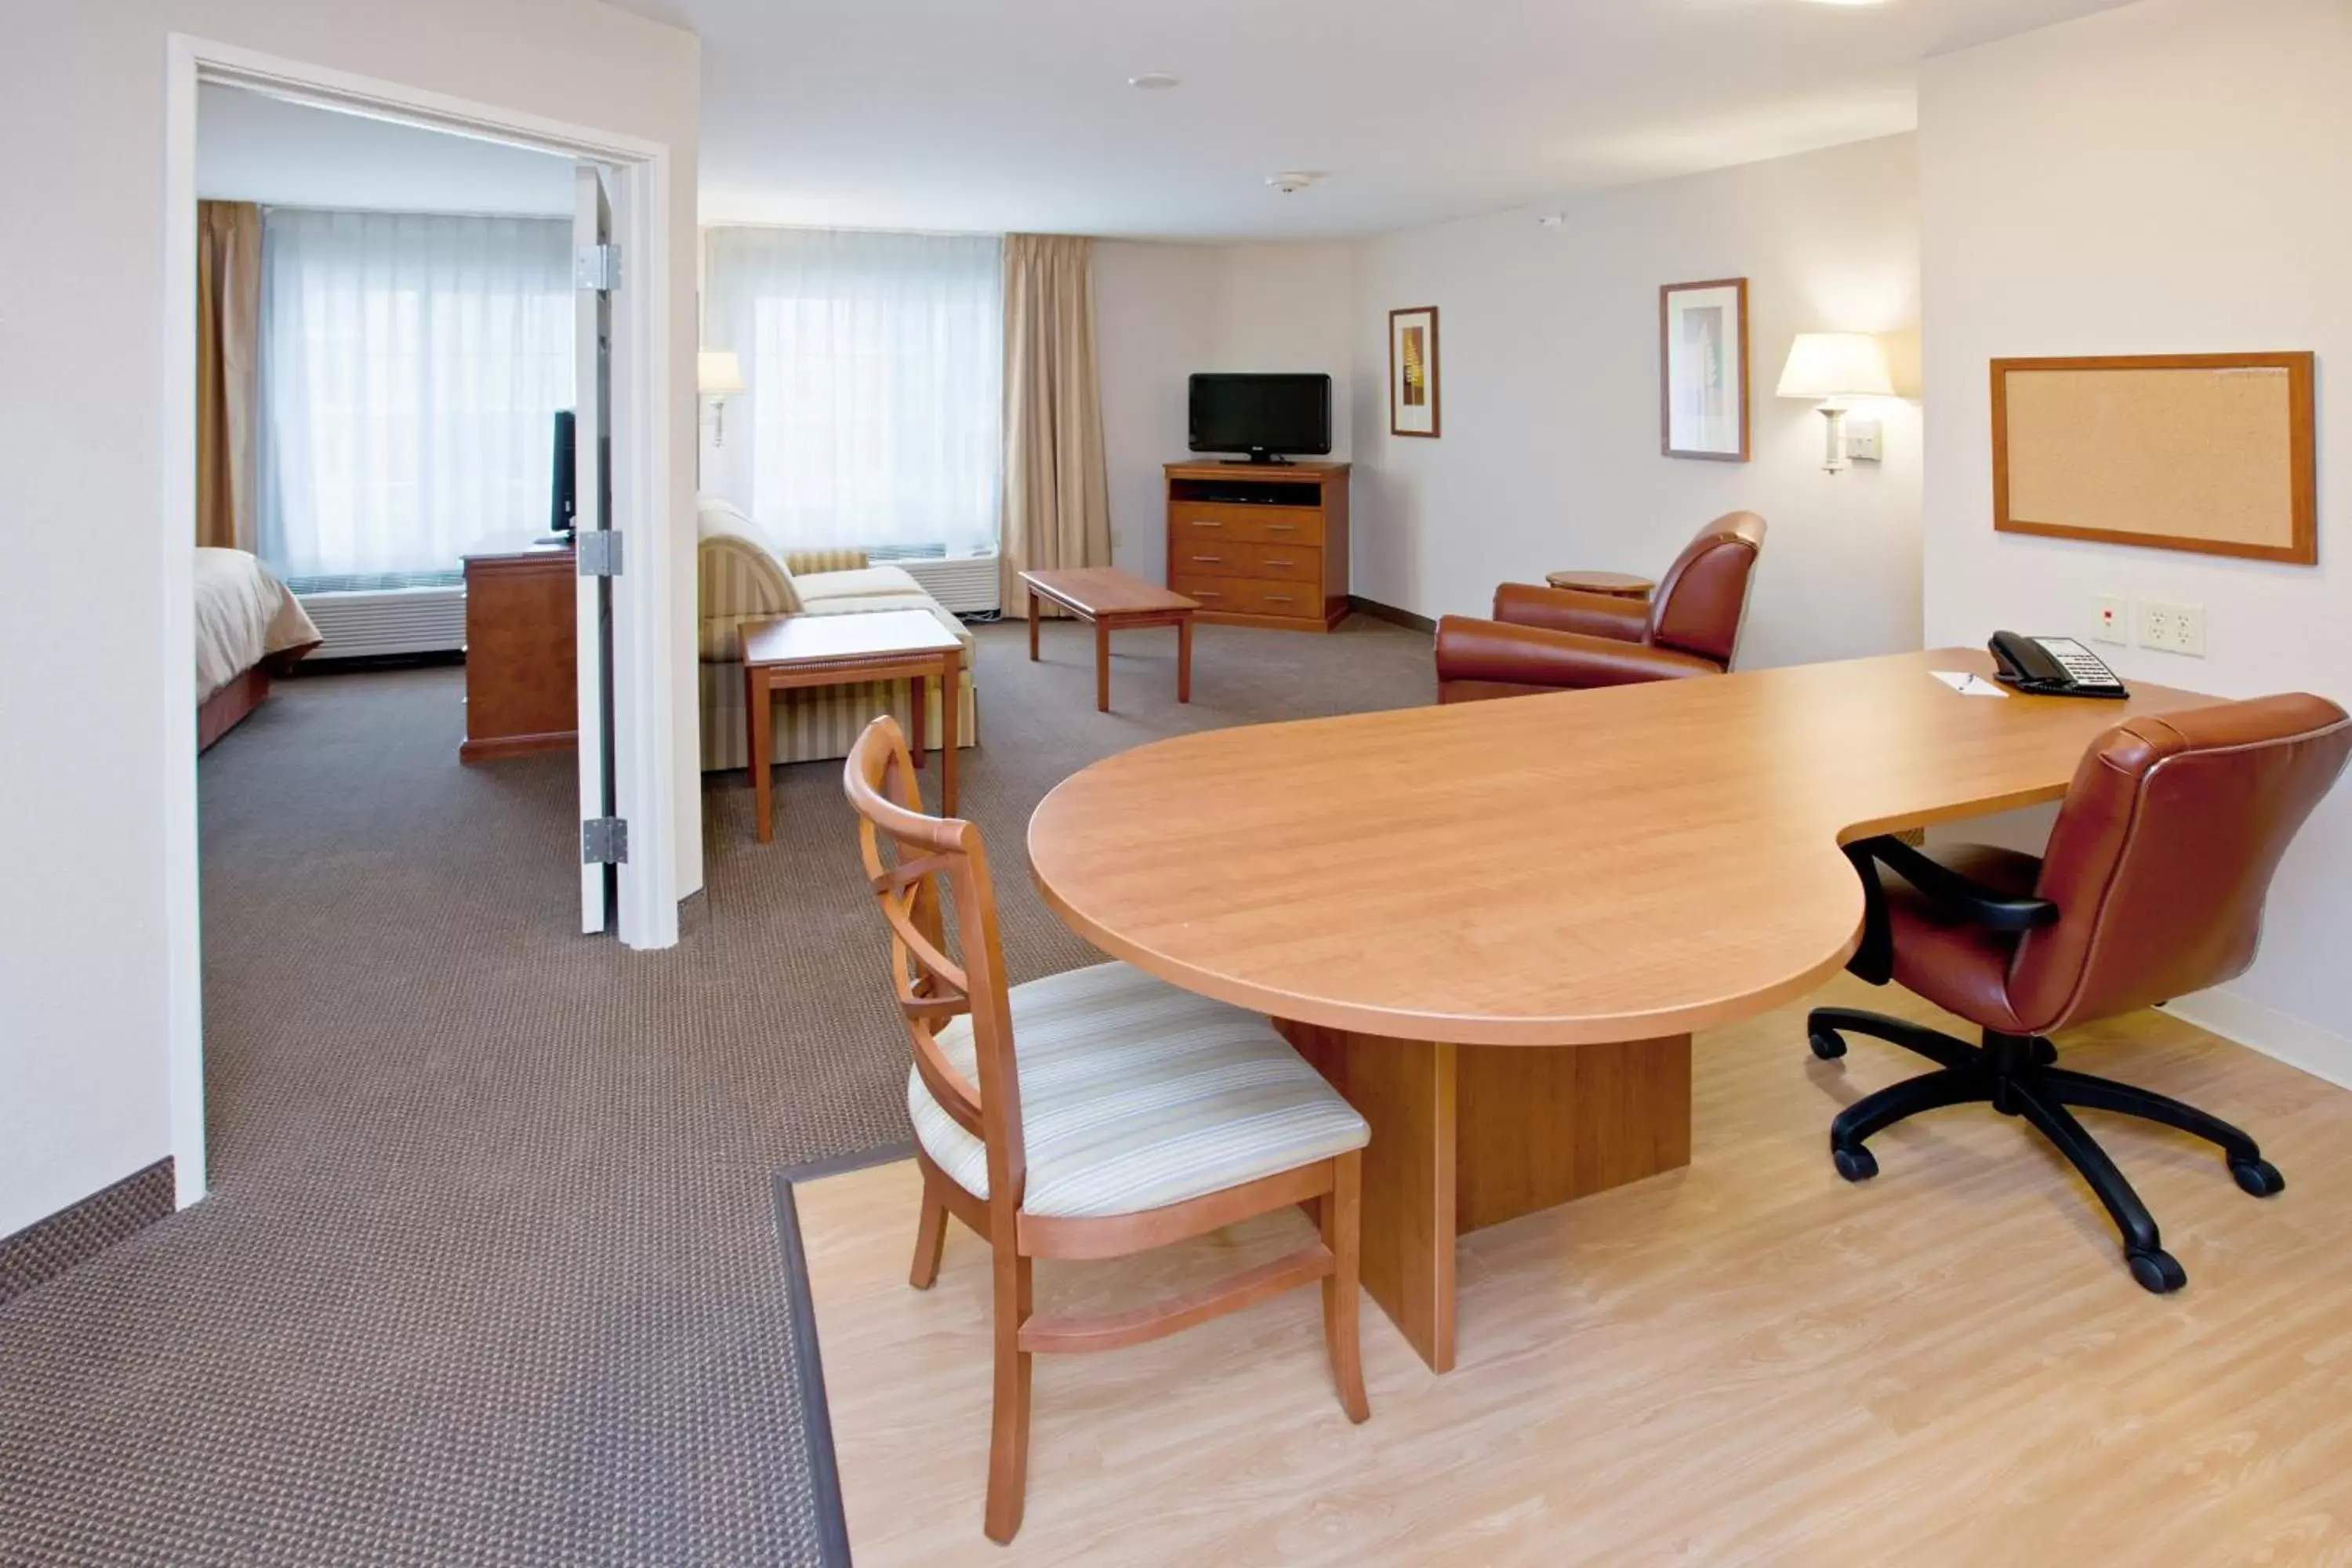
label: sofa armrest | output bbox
[1435,615,1724,692]
[1491,583,1651,644]
[785,548,869,574]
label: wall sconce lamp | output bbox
[697,350,746,448]
[1776,332,1893,473]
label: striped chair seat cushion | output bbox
[908,962,1369,1219]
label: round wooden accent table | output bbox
[1543,569,1654,599]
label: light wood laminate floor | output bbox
[794,974,2352,1565]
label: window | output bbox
[258,209,573,585]
[703,227,1003,557]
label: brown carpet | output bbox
[0,615,1433,1567]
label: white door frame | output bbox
[162,35,683,1208]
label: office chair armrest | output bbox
[1490,583,1653,644]
[1853,836,2060,933]
[1435,616,1724,691]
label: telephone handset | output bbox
[1988,630,2129,699]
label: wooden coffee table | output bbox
[1018,567,1199,713]
[740,608,964,842]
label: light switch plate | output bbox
[1842,420,1883,463]
[2092,594,2129,645]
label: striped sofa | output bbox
[697,499,979,772]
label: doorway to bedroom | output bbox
[171,45,682,1210]
[191,80,623,926]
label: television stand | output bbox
[1218,453,1295,466]
[1164,459,1350,632]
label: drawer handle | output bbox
[1267,594,1294,604]
[1266,558,1295,567]
[1191,554,1223,564]
[1193,589,1223,598]
[1189,519,1223,528]
[1266,522,1297,531]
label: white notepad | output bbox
[1931,670,2009,698]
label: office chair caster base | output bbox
[2231,1158,2285,1198]
[2033,1038,2058,1066]
[1809,1029,1847,1061]
[2127,1247,2187,1294]
[1831,1144,1878,1182]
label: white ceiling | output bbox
[619,0,2136,240]
[196,85,575,217]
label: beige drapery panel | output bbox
[195,201,263,551]
[999,233,1110,616]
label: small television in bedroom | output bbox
[1188,372,1332,464]
[549,410,577,538]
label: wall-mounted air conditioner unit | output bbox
[298,586,468,659]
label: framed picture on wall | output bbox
[1389,306,1441,437]
[1659,278,1749,461]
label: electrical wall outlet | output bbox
[2092,595,2129,645]
[2139,599,2207,656]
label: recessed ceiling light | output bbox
[1799,0,1888,6]
[1266,171,1325,195]
[1127,72,1181,90]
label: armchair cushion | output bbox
[795,564,928,604]
[1434,615,1724,699]
[909,962,1368,1219]
[1491,583,1652,644]
[1881,844,2049,1036]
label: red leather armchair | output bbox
[1433,512,1766,702]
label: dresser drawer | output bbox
[1168,539,1322,583]
[1168,503,1326,547]
[1171,575,1327,620]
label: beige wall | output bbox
[1920,0,2352,1080]
[1095,240,1355,583]
[0,0,700,1238]
[1347,133,1923,670]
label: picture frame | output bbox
[1389,306,1441,437]
[1659,278,1749,462]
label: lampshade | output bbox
[696,350,746,396]
[1775,332,1893,400]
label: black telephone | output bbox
[1988,631,2129,699]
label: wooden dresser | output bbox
[1164,460,1350,631]
[459,541,576,763]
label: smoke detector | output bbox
[1265,171,1325,196]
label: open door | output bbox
[574,164,617,934]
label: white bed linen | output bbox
[194,548,321,702]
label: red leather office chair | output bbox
[1432,512,1766,702]
[1813,694,2352,1293]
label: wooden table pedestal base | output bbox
[1279,1022,1692,1373]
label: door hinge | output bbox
[582,817,630,866]
[576,530,622,577]
[575,243,622,292]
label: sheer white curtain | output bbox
[703,227,1003,557]
[258,209,573,584]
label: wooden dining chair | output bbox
[843,716,1371,1543]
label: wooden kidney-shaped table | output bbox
[1028,649,2212,1372]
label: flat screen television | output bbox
[549,409,577,536]
[1189,372,1332,463]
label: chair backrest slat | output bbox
[844,717,1027,1207]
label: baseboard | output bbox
[1348,595,1435,634]
[0,1157,175,1308]
[2162,989,2352,1091]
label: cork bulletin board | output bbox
[1991,352,2316,564]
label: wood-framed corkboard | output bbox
[1991,352,2316,564]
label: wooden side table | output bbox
[1018,567,1198,713]
[1543,569,1655,601]
[740,608,964,842]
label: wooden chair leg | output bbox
[984,1245,1035,1544]
[909,1175,949,1290]
[1320,1150,1370,1424]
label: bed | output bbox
[195,547,321,751]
